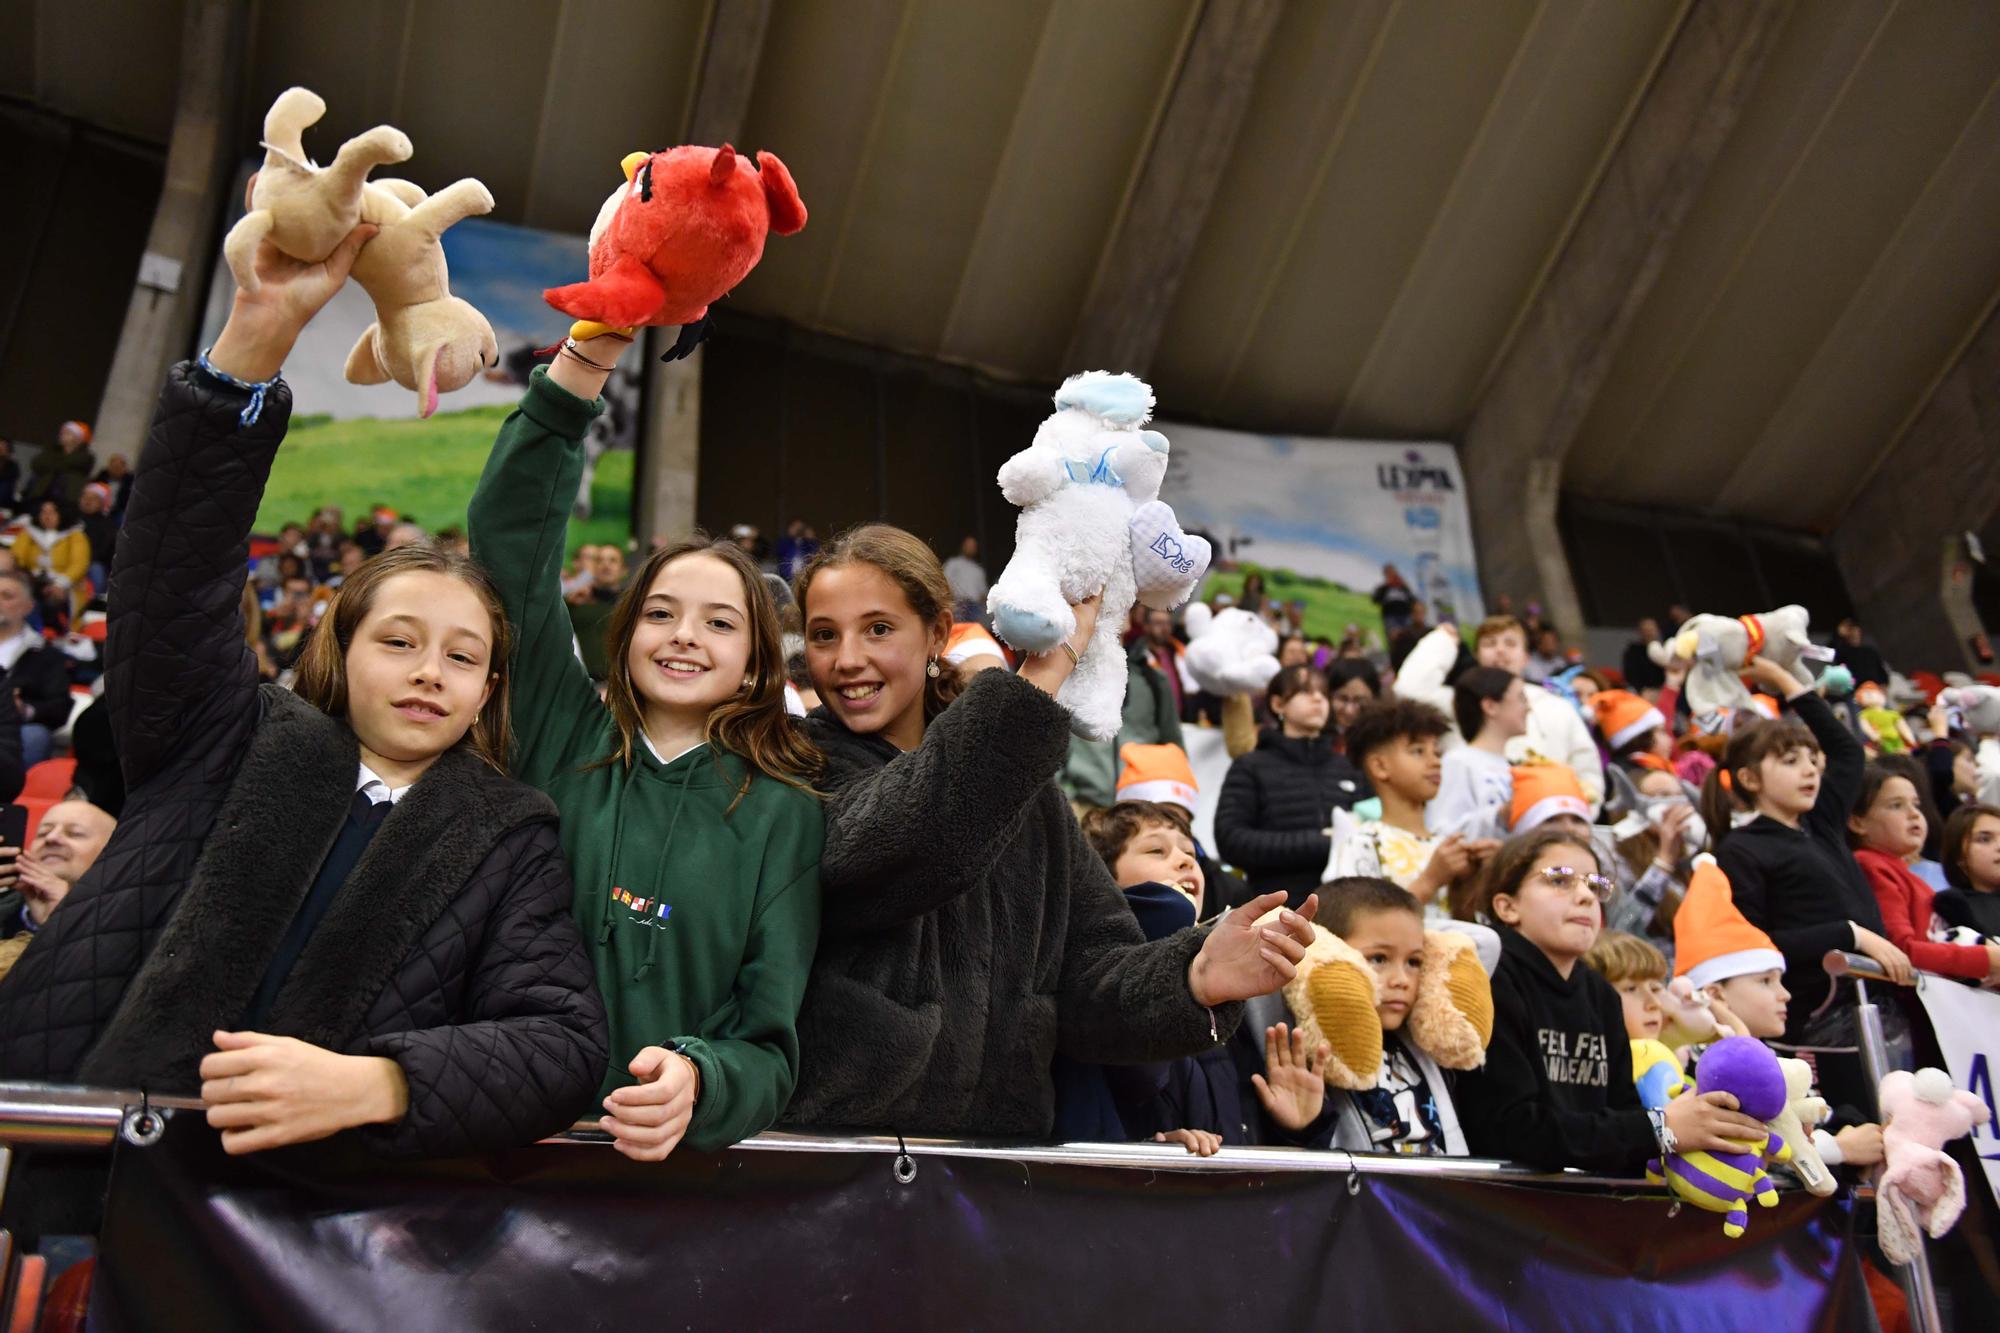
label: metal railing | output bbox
[1812,949,1941,1333]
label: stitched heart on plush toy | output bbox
[1129,500,1212,602]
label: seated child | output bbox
[1313,877,1480,1155]
[1672,859,1885,1172]
[1429,667,1528,840]
[1584,930,1669,1050]
[1115,741,1250,920]
[1937,803,2000,938]
[1590,690,1675,775]
[1849,766,2000,986]
[1063,801,1329,1154]
[1453,828,1765,1172]
[1329,698,1493,918]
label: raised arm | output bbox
[466,341,622,786]
[107,225,372,790]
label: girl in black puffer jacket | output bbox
[0,226,607,1161]
[1214,665,1369,909]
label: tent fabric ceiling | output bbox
[11,0,2000,536]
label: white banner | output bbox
[1911,975,2000,1209]
[1158,425,1485,641]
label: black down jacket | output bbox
[0,362,608,1158]
[1213,730,1369,909]
[782,669,1242,1138]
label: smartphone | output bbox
[0,804,29,851]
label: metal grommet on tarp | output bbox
[892,1134,917,1185]
[1346,1166,1362,1197]
[120,1091,168,1147]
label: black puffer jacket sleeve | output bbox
[818,669,1075,934]
[1055,815,1244,1063]
[361,822,607,1157]
[105,362,280,789]
[1213,759,1332,871]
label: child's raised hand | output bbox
[1832,1122,1884,1167]
[1745,655,1807,701]
[1187,892,1319,1005]
[1251,1022,1329,1132]
[210,218,377,383]
[1153,1127,1222,1157]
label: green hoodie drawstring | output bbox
[598,794,629,947]
[633,757,698,982]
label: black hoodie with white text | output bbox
[1453,924,1655,1173]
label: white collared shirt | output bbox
[356,761,413,806]
[640,731,703,768]
[0,627,39,673]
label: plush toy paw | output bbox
[1278,924,1383,1091]
[1129,501,1211,609]
[1405,929,1493,1069]
[992,601,1071,655]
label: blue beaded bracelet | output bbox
[196,348,282,427]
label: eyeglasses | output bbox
[1533,865,1617,903]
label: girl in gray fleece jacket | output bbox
[781,525,1319,1138]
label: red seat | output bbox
[13,797,53,850]
[20,757,76,801]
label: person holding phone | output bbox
[0,800,116,979]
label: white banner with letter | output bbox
[1911,975,2000,1208]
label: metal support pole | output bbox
[1842,967,1942,1333]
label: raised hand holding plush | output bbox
[223,88,410,294]
[1651,605,1814,722]
[545,145,806,352]
[987,373,1211,740]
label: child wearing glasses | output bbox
[1453,828,1765,1172]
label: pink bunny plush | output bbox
[1875,1068,1992,1265]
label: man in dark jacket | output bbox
[1621,617,1666,692]
[0,568,71,765]
[21,421,95,509]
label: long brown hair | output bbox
[292,544,513,772]
[793,524,963,722]
[1460,825,1600,924]
[599,535,820,799]
[1699,716,1819,851]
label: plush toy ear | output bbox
[414,340,443,419]
[710,143,738,187]
[756,150,808,235]
[344,326,392,386]
[1406,930,1494,1069]
[1276,923,1383,1091]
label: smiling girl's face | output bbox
[625,552,753,727]
[804,562,947,752]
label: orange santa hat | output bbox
[1117,742,1199,815]
[1508,763,1590,832]
[1673,856,1784,990]
[1591,689,1667,750]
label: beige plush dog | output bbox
[346,178,499,418]
[223,87,410,294]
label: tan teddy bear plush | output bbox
[223,87,410,294]
[346,177,499,418]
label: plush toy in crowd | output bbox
[1855,682,1916,755]
[1647,1035,1789,1238]
[1279,922,1494,1091]
[1768,1057,1836,1197]
[1180,601,1281,698]
[223,88,411,294]
[1650,606,1815,722]
[1944,684,2000,736]
[1658,975,1722,1053]
[985,373,1211,740]
[1876,1068,1993,1265]
[545,144,806,355]
[222,87,498,417]
[1631,1038,1690,1111]
[346,177,499,418]
[1815,663,1855,699]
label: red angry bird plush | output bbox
[544,143,805,347]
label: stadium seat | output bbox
[20,757,76,801]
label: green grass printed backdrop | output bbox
[253,405,634,558]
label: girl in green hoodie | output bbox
[468,330,822,1161]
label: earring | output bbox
[742,674,756,690]
[926,658,941,679]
